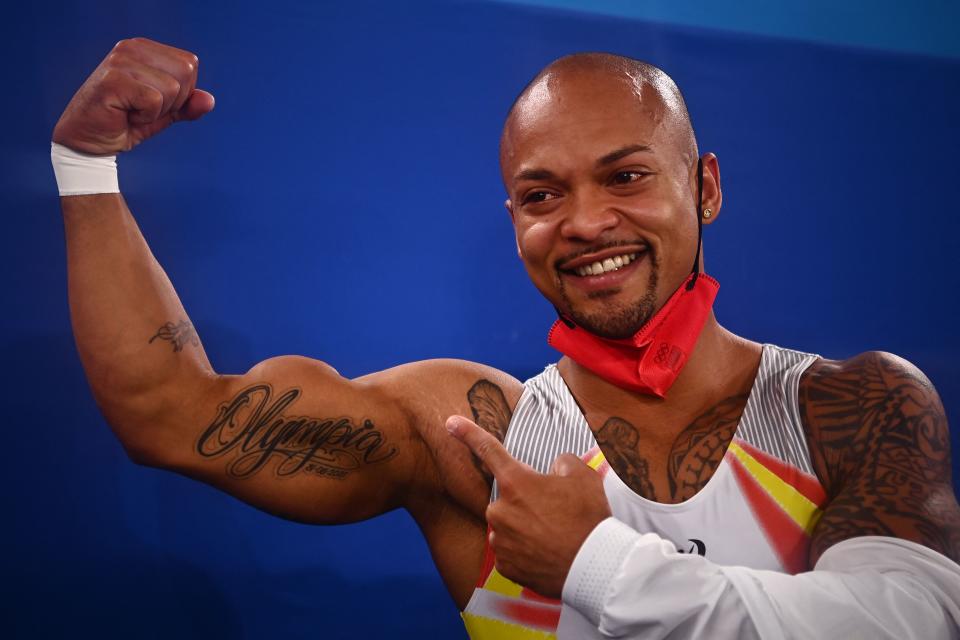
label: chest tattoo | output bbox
[594,394,748,503]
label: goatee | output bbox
[558,259,660,340]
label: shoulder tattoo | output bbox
[467,379,512,443]
[800,352,960,562]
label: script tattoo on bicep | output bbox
[148,320,199,353]
[467,379,512,443]
[800,353,960,563]
[197,384,398,480]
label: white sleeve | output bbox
[561,517,960,639]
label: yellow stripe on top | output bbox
[585,448,606,470]
[727,441,822,535]
[483,567,524,598]
[462,612,556,640]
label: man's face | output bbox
[501,70,701,339]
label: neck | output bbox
[558,314,762,413]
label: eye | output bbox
[610,170,648,185]
[522,190,558,204]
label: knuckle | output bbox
[142,85,163,109]
[98,67,122,89]
[486,502,501,524]
[475,441,495,463]
[115,37,140,51]
[165,75,182,97]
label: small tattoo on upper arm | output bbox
[464,379,513,484]
[467,379,512,443]
[148,320,199,353]
[197,384,398,480]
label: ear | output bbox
[699,153,722,225]
[505,199,522,259]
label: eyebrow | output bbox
[513,144,654,183]
[597,144,653,167]
[514,168,559,182]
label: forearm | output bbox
[63,193,215,458]
[562,519,960,639]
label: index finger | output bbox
[446,415,526,479]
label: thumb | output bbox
[550,453,591,477]
[175,89,215,121]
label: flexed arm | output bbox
[56,38,521,526]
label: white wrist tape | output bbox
[50,142,120,196]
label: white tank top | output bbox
[461,344,827,639]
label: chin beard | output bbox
[558,264,660,340]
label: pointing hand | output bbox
[446,414,612,598]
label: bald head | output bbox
[501,53,698,174]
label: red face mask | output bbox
[547,273,719,397]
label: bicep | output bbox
[806,352,960,564]
[155,355,426,524]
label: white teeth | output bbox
[574,252,641,277]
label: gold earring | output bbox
[703,208,713,219]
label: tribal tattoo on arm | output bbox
[800,352,960,563]
[196,384,398,480]
[595,394,747,503]
[149,320,199,353]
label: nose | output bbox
[559,191,620,242]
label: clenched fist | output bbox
[53,38,214,155]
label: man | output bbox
[53,38,959,638]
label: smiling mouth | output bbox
[569,252,641,277]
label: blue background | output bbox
[2,0,958,637]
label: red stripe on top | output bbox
[520,586,561,604]
[734,438,827,506]
[496,600,563,631]
[727,452,812,575]
[476,526,497,588]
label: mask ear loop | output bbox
[685,157,705,291]
[554,305,576,329]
